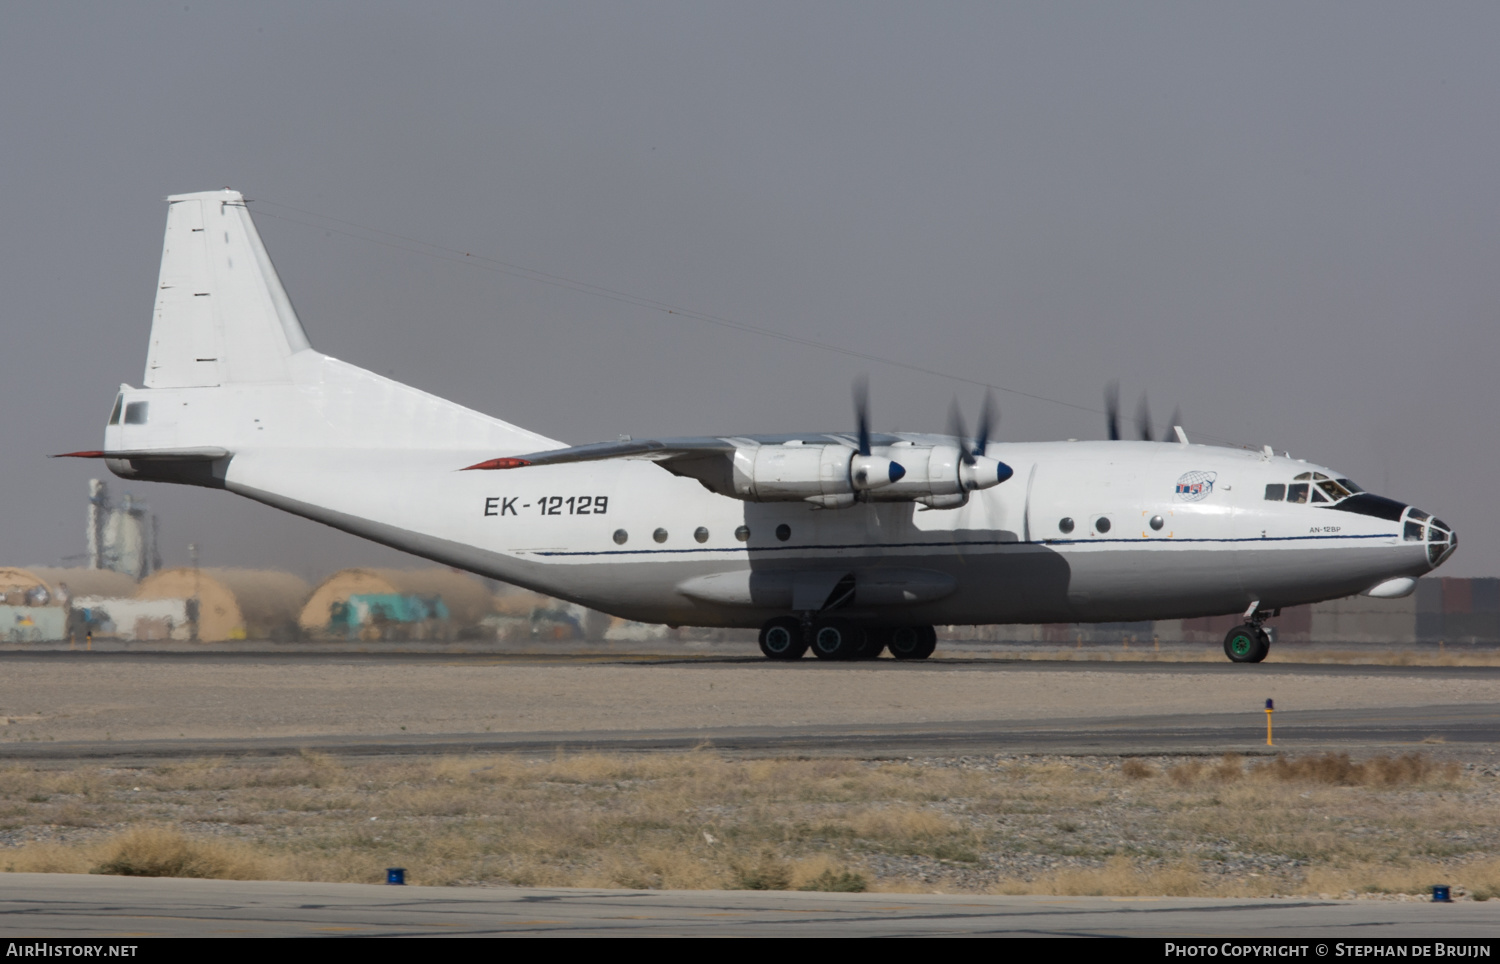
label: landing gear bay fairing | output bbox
[64,191,1456,662]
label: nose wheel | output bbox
[1223,624,1270,663]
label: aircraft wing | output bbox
[461,437,740,471]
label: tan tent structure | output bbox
[299,568,495,639]
[0,567,137,607]
[135,568,310,642]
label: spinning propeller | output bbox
[948,389,1012,490]
[853,375,873,457]
[1105,380,1182,443]
[948,390,998,465]
[849,376,904,488]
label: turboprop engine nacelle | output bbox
[727,442,905,509]
[860,443,1015,508]
[672,440,1014,509]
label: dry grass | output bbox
[0,748,1493,898]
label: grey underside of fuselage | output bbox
[234,482,1426,629]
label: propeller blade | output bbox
[1136,393,1154,442]
[974,390,998,457]
[1163,406,1182,443]
[1105,380,1121,441]
[948,398,975,465]
[853,375,871,456]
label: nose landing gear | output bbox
[1223,605,1277,663]
[1223,625,1269,663]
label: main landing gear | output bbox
[758,617,937,662]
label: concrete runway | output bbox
[0,653,1495,762]
[2,874,1494,938]
[1,702,1496,764]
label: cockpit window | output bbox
[107,395,123,426]
[123,401,149,425]
[1277,474,1359,504]
[1407,508,1430,522]
[1317,479,1352,500]
[1405,521,1425,542]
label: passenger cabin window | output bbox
[1287,483,1309,504]
[1264,484,1286,501]
[123,401,149,425]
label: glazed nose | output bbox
[1416,512,1455,568]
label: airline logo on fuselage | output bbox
[1175,470,1217,502]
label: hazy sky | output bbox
[3,2,1496,580]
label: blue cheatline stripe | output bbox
[530,532,1398,558]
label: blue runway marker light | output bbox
[1433,885,1452,903]
[387,868,406,885]
[1265,699,1274,711]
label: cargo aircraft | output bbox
[61,190,1456,663]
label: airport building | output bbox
[299,568,496,640]
[134,568,310,642]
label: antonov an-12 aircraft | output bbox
[62,190,1456,663]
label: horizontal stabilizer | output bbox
[54,447,231,461]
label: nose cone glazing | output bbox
[1402,507,1456,568]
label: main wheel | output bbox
[853,627,887,660]
[810,620,864,661]
[888,624,937,660]
[759,617,807,660]
[1223,624,1269,664]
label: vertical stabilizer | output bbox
[144,189,311,388]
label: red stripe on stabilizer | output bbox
[461,457,532,471]
[52,451,107,459]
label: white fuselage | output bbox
[108,389,1441,627]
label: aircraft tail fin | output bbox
[144,189,310,388]
[113,189,559,457]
